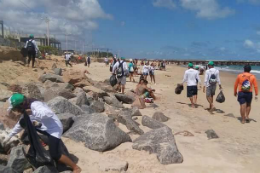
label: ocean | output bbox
[215,65,260,79]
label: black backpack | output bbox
[116,62,124,78]
[27,40,35,52]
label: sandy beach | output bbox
[57,61,260,173]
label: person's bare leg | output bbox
[206,96,213,110]
[150,75,152,83]
[189,97,195,108]
[59,155,81,173]
[194,95,198,104]
[240,103,246,124]
[122,85,125,94]
[246,104,251,120]
[153,75,156,84]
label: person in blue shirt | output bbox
[128,59,135,82]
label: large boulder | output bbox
[0,166,17,173]
[33,165,58,173]
[133,126,183,165]
[57,113,75,133]
[7,145,31,172]
[64,113,132,152]
[118,115,144,135]
[142,115,166,129]
[83,86,108,98]
[39,73,64,83]
[47,96,83,115]
[90,100,105,113]
[115,93,135,104]
[152,112,169,122]
[104,95,124,108]
[43,83,74,102]
[81,105,94,114]
[54,68,62,76]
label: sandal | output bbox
[246,119,250,123]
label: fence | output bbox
[0,37,25,49]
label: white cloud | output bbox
[180,0,235,19]
[220,47,226,51]
[244,39,254,48]
[0,0,111,41]
[257,31,260,35]
[152,0,176,9]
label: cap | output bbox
[188,62,193,68]
[10,93,25,108]
[29,34,34,38]
[195,65,199,69]
[121,57,125,60]
[130,59,133,62]
[208,61,214,66]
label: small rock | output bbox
[54,68,62,76]
[75,92,87,107]
[99,156,128,172]
[83,86,108,98]
[152,111,169,122]
[205,129,219,139]
[39,73,64,83]
[57,113,75,133]
[33,165,58,173]
[47,96,83,115]
[58,90,77,99]
[0,123,5,130]
[131,107,142,117]
[115,93,135,104]
[104,96,124,108]
[73,87,85,96]
[142,115,166,129]
[90,100,105,113]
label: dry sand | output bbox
[65,62,260,173]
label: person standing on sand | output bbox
[65,52,72,67]
[203,61,222,111]
[24,34,39,68]
[182,63,201,108]
[112,57,128,94]
[142,61,150,81]
[128,59,135,82]
[149,62,156,84]
[4,93,81,173]
[234,65,258,124]
[87,56,91,67]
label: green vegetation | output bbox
[87,51,113,58]
[39,46,60,55]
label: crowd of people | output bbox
[181,61,258,124]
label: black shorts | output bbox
[237,92,252,105]
[187,86,198,97]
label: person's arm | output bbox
[182,71,187,84]
[204,71,208,87]
[112,62,118,74]
[217,70,222,89]
[253,76,258,96]
[24,41,28,48]
[8,121,23,139]
[197,72,201,86]
[33,40,39,52]
[234,76,239,96]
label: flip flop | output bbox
[246,119,250,123]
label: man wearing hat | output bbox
[24,34,39,68]
[4,93,81,173]
[203,61,222,111]
[182,62,201,108]
[112,57,128,94]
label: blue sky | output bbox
[0,0,260,60]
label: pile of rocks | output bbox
[0,67,183,172]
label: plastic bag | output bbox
[175,84,184,95]
[110,75,118,87]
[216,91,225,103]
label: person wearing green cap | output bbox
[5,93,82,173]
[182,62,201,108]
[112,56,129,94]
[24,34,39,68]
[203,61,222,112]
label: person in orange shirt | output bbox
[234,65,258,124]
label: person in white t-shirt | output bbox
[4,93,81,173]
[64,52,72,67]
[149,62,156,84]
[142,61,150,81]
[182,63,201,108]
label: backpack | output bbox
[241,75,251,92]
[27,40,35,52]
[116,62,124,78]
[209,70,217,85]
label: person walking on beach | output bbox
[24,34,39,68]
[142,61,150,81]
[234,65,258,124]
[4,93,82,173]
[112,57,128,94]
[87,56,91,67]
[128,59,135,82]
[182,63,201,108]
[203,61,222,112]
[64,52,72,67]
[149,62,156,84]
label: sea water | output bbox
[215,65,260,79]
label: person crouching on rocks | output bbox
[3,93,81,173]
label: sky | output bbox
[0,0,260,60]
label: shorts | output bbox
[143,72,149,76]
[237,92,252,105]
[206,85,217,97]
[117,76,126,85]
[149,71,154,75]
[187,86,198,97]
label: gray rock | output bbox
[64,113,132,152]
[0,165,17,173]
[54,68,62,76]
[142,115,166,129]
[73,87,85,96]
[7,145,31,172]
[22,83,44,101]
[33,165,58,173]
[205,129,219,139]
[152,112,169,122]
[90,100,105,113]
[0,123,5,130]
[43,83,74,102]
[81,105,94,114]
[104,96,124,108]
[131,107,142,117]
[47,96,83,115]
[133,126,183,164]
[118,115,144,135]
[57,113,75,133]
[52,63,57,70]
[58,90,77,100]
[39,73,64,83]
[115,93,135,104]
[75,92,87,107]
[83,86,108,98]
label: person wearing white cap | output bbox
[128,59,135,82]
